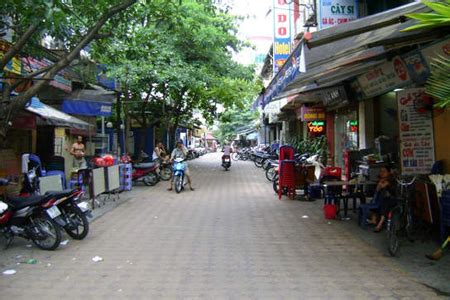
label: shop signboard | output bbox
[0,40,22,75]
[307,121,326,134]
[273,0,292,74]
[420,37,450,68]
[318,0,358,30]
[397,88,435,175]
[23,57,72,93]
[402,50,430,84]
[357,56,411,99]
[299,106,326,121]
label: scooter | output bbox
[222,155,231,171]
[0,178,63,250]
[173,158,186,193]
[132,161,160,186]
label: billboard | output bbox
[318,0,358,30]
[273,0,292,74]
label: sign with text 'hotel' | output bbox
[318,0,358,30]
[273,0,292,74]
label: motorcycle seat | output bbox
[8,194,53,210]
[45,189,77,198]
[134,162,156,169]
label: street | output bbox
[0,153,445,299]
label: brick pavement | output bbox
[0,153,446,299]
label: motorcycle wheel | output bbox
[175,175,183,193]
[30,214,62,250]
[231,153,239,161]
[254,159,263,168]
[387,214,400,256]
[266,167,276,182]
[143,173,158,186]
[272,175,287,195]
[159,166,172,181]
[64,205,89,240]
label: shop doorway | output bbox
[334,111,358,168]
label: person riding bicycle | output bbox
[168,140,194,191]
[371,166,397,232]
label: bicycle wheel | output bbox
[387,213,400,256]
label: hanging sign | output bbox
[299,106,326,121]
[402,50,430,84]
[318,0,358,30]
[346,120,358,132]
[273,0,292,74]
[397,88,435,175]
[357,56,411,98]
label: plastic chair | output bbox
[358,192,381,229]
[279,145,294,161]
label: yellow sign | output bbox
[55,128,66,138]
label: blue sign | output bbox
[62,99,112,117]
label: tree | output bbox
[92,0,257,151]
[0,0,138,147]
[403,0,450,107]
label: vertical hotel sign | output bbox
[273,0,291,74]
[318,0,358,30]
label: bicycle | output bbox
[386,175,416,256]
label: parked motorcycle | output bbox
[132,161,160,186]
[21,166,91,240]
[0,178,62,250]
[222,155,231,171]
[172,158,186,193]
[44,189,91,240]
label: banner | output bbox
[273,0,292,74]
[357,56,411,98]
[318,0,358,30]
[397,88,435,175]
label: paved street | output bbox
[0,153,447,299]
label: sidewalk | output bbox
[0,185,140,270]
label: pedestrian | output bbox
[168,140,194,191]
[372,166,397,232]
[153,142,168,163]
[68,136,87,170]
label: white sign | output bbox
[420,38,450,67]
[357,56,411,98]
[318,0,358,29]
[263,98,288,114]
[397,88,435,175]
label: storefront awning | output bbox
[25,97,92,130]
[62,85,115,117]
[263,2,434,105]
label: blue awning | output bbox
[62,99,112,117]
[62,86,115,117]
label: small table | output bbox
[322,180,377,221]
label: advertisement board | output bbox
[357,56,411,98]
[397,88,435,175]
[318,0,358,30]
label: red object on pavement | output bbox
[278,146,296,200]
[323,204,337,219]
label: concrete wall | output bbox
[433,108,450,173]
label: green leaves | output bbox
[426,55,450,108]
[403,0,450,32]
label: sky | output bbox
[226,0,274,67]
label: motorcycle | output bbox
[172,158,186,193]
[44,189,91,240]
[21,165,91,240]
[132,161,160,186]
[0,178,62,250]
[222,155,231,171]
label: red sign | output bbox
[298,106,326,121]
[307,121,325,134]
[12,113,36,130]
